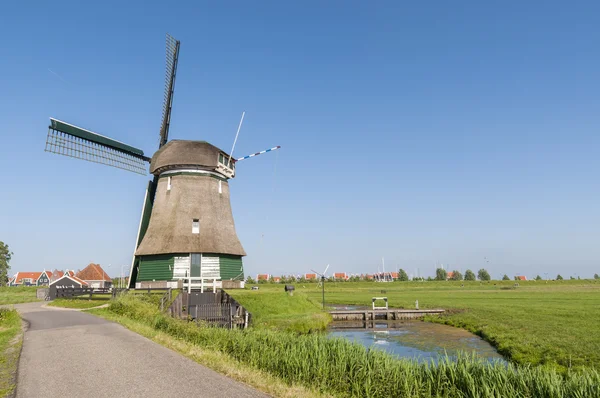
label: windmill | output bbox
[44,34,280,290]
[310,264,329,309]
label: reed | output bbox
[107,295,600,397]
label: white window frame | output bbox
[218,180,222,194]
[167,176,172,191]
[192,219,200,234]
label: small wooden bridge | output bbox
[329,309,445,321]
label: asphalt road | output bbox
[14,302,268,398]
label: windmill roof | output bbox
[149,140,232,175]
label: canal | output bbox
[329,320,505,363]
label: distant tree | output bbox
[595,274,599,280]
[435,268,447,281]
[514,276,519,281]
[464,269,476,281]
[450,270,463,281]
[535,275,542,281]
[556,274,563,280]
[398,269,409,281]
[478,269,491,281]
[245,276,256,284]
[502,274,510,281]
[570,276,575,280]
[426,276,434,281]
[0,241,12,286]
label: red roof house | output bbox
[9,272,42,286]
[515,275,527,281]
[304,273,317,280]
[76,263,112,288]
[333,272,348,280]
[256,274,270,281]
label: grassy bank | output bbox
[228,290,329,333]
[93,295,600,398]
[0,287,40,305]
[232,280,600,371]
[0,309,23,397]
[48,295,111,309]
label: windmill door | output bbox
[190,254,201,278]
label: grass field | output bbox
[229,280,600,371]
[229,289,330,333]
[0,308,22,397]
[0,286,40,305]
[92,295,600,398]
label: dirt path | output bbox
[13,302,267,398]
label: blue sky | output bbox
[1,1,598,279]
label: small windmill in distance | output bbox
[310,264,330,309]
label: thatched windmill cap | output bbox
[150,140,233,175]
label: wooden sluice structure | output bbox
[329,309,445,321]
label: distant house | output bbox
[46,269,75,282]
[304,273,317,280]
[9,272,42,286]
[446,272,454,280]
[49,274,89,298]
[333,272,348,280]
[37,271,51,286]
[49,274,89,288]
[391,272,399,280]
[515,275,527,281]
[366,274,374,280]
[76,264,112,288]
[272,276,281,283]
[256,274,270,281]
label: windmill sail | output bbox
[158,33,180,148]
[45,118,149,174]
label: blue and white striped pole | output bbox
[236,146,281,161]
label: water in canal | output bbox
[329,321,505,363]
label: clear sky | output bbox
[1,1,599,279]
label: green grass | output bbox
[228,290,330,333]
[0,308,22,397]
[0,286,40,305]
[232,280,600,371]
[94,295,600,398]
[48,295,111,309]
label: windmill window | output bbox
[192,219,200,234]
[167,176,172,191]
[218,180,222,194]
[219,154,224,164]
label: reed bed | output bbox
[108,296,600,398]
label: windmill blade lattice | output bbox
[158,33,180,148]
[45,118,149,175]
